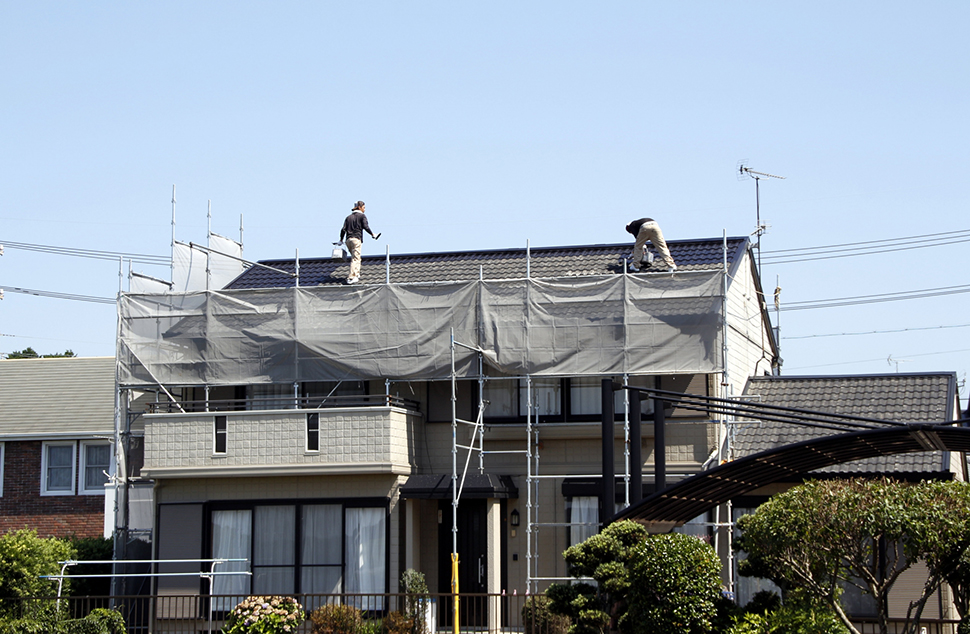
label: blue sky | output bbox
[1,3,967,399]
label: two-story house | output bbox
[118,237,777,624]
[0,356,116,538]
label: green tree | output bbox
[736,478,970,634]
[5,348,76,359]
[548,520,721,634]
[0,529,76,626]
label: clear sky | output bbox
[1,3,967,403]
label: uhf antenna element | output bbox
[737,161,785,274]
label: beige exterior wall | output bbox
[143,407,420,477]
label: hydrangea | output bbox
[223,595,305,634]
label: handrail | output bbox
[146,394,420,414]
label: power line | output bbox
[783,323,970,340]
[762,228,970,255]
[761,231,970,265]
[780,284,970,312]
[0,239,170,267]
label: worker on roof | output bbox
[339,201,380,285]
[625,218,677,273]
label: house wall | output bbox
[723,252,775,396]
[0,440,104,538]
[143,407,419,475]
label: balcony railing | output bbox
[146,394,420,414]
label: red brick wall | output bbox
[1,441,105,538]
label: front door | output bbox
[438,499,487,626]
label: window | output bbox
[80,441,112,494]
[567,496,599,546]
[41,441,76,495]
[520,378,561,417]
[569,378,624,417]
[214,416,227,454]
[210,502,386,608]
[306,413,320,452]
[483,379,517,418]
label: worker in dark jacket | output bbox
[339,201,380,284]
[625,218,676,272]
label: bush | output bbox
[400,569,429,634]
[382,611,414,634]
[623,533,722,634]
[0,618,52,634]
[0,529,76,604]
[310,603,363,634]
[65,537,114,598]
[522,594,571,634]
[545,583,608,634]
[726,604,849,634]
[223,596,305,634]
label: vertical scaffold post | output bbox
[449,329,460,634]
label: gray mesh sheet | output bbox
[118,273,724,386]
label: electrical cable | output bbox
[0,239,169,266]
[780,284,970,311]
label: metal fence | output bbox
[2,593,962,634]
[3,592,537,634]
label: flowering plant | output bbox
[223,595,305,634]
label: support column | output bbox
[486,498,501,634]
[405,499,421,572]
[601,379,616,526]
[629,390,642,505]
[654,397,666,492]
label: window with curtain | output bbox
[520,378,561,417]
[568,378,624,417]
[80,442,112,494]
[568,496,599,547]
[209,502,385,602]
[41,442,75,495]
[345,507,386,610]
[212,509,252,611]
[483,379,517,418]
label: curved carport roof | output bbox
[614,422,970,533]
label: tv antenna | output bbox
[737,161,785,274]
[887,354,910,373]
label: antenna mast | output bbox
[737,162,785,275]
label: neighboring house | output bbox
[0,356,116,538]
[732,372,966,620]
[118,237,777,624]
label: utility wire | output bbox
[762,228,970,255]
[0,239,170,267]
[780,284,970,311]
[761,233,970,265]
[783,323,970,340]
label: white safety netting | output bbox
[118,272,724,387]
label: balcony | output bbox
[142,396,421,479]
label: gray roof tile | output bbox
[736,373,958,475]
[226,237,749,289]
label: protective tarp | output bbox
[172,242,208,293]
[129,272,172,294]
[208,233,245,289]
[118,272,724,387]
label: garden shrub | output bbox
[623,533,721,634]
[223,596,305,634]
[522,594,571,634]
[726,604,849,634]
[382,610,414,634]
[310,603,363,634]
[400,569,429,634]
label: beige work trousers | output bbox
[346,237,362,279]
[632,221,675,268]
